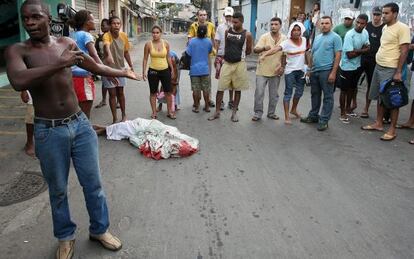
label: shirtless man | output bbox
[5,1,138,258]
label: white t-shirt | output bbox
[215,22,231,56]
[280,37,307,74]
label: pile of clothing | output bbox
[105,118,199,160]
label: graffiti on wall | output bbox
[323,0,414,32]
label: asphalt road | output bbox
[0,34,413,259]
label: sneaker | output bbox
[300,116,319,123]
[228,101,234,109]
[90,231,122,251]
[339,116,350,124]
[56,239,75,259]
[209,100,215,108]
[220,101,225,111]
[346,112,358,118]
[317,122,328,131]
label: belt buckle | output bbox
[61,117,71,125]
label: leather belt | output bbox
[34,111,83,128]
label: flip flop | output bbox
[380,133,396,141]
[251,116,261,121]
[192,107,199,113]
[360,112,369,118]
[203,107,211,113]
[396,124,414,129]
[289,112,300,119]
[208,113,220,121]
[409,139,414,145]
[151,114,157,119]
[361,125,383,131]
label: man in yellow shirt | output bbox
[188,9,216,107]
[252,17,286,121]
[362,3,410,141]
[188,9,215,43]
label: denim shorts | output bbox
[284,70,305,102]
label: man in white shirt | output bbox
[214,7,235,110]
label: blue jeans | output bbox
[34,112,109,240]
[308,70,335,124]
[284,70,305,102]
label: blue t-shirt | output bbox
[70,30,94,77]
[340,29,370,71]
[312,31,342,72]
[186,37,212,76]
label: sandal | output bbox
[251,116,261,121]
[95,102,106,108]
[267,114,280,120]
[192,107,199,113]
[409,139,414,145]
[360,112,369,118]
[151,114,157,119]
[361,125,383,131]
[380,133,396,141]
[167,113,176,120]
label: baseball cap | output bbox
[344,11,354,19]
[372,6,382,15]
[224,7,234,16]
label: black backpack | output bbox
[379,79,409,109]
[179,51,191,70]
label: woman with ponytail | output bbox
[68,10,103,118]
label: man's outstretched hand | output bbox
[124,69,142,81]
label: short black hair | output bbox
[21,0,50,16]
[101,18,109,25]
[197,24,207,38]
[383,2,399,13]
[233,12,244,22]
[357,13,369,22]
[197,9,207,16]
[270,17,282,25]
[321,15,332,23]
[109,16,121,25]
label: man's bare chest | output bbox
[24,45,65,68]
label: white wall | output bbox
[241,0,251,32]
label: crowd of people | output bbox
[5,0,414,258]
